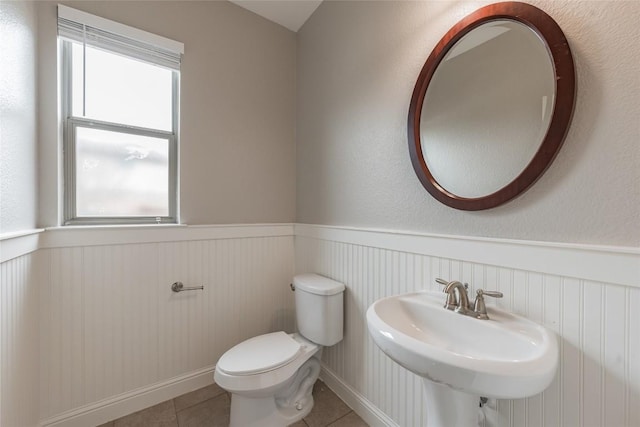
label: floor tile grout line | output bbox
[324,409,354,426]
[172,389,227,415]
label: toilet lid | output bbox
[217,331,302,376]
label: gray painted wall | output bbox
[0,1,38,233]
[37,1,296,226]
[296,0,640,246]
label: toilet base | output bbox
[229,394,315,427]
[229,357,321,427]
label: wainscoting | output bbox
[297,224,639,427]
[1,225,296,427]
[0,252,41,427]
[1,224,638,427]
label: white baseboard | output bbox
[40,366,216,427]
[320,365,398,427]
[41,364,391,427]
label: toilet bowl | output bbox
[215,332,321,426]
[214,274,345,427]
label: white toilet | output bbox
[214,273,345,427]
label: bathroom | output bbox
[0,0,638,426]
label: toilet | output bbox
[214,273,345,427]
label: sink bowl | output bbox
[366,290,558,399]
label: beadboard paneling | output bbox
[39,233,295,424]
[296,229,640,427]
[2,223,638,426]
[0,252,41,427]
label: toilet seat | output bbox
[217,332,302,376]
[214,333,319,396]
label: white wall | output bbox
[295,2,640,426]
[0,251,41,427]
[0,4,41,422]
[296,0,640,246]
[0,225,295,427]
[1,225,638,427]
[37,1,297,227]
[2,1,639,426]
[39,226,295,426]
[0,1,39,233]
[297,225,640,427]
[2,1,297,425]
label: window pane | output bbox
[75,127,169,217]
[71,43,173,131]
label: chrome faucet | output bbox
[435,278,459,310]
[436,278,503,319]
[443,280,476,316]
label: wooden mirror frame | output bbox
[408,2,576,211]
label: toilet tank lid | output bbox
[293,273,345,296]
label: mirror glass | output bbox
[420,20,555,198]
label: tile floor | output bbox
[97,380,368,427]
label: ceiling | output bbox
[228,0,323,32]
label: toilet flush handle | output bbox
[290,283,295,291]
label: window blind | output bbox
[57,5,183,70]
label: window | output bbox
[58,5,183,224]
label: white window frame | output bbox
[58,5,182,225]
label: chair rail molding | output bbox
[295,224,639,288]
[0,229,44,262]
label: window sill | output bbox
[47,223,186,232]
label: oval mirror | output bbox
[408,2,576,210]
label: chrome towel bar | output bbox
[171,281,204,293]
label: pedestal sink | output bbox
[366,291,558,426]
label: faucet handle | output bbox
[473,289,503,319]
[480,290,503,298]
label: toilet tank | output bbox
[293,273,345,346]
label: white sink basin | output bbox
[366,291,558,399]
